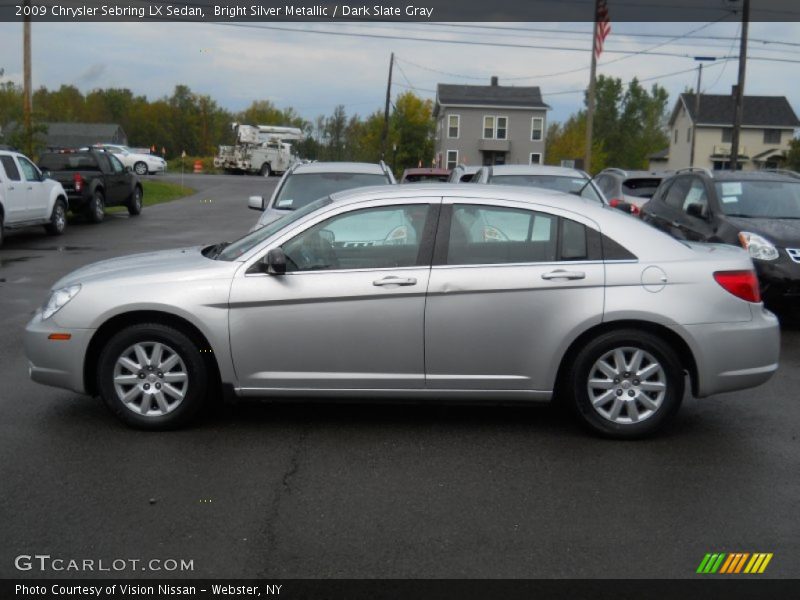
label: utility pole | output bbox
[729,0,750,170]
[583,0,600,173]
[690,57,716,167]
[380,52,394,161]
[23,0,32,156]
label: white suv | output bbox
[0,149,69,246]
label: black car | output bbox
[38,149,143,223]
[641,168,800,307]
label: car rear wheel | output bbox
[259,163,271,177]
[0,214,4,247]
[134,161,148,176]
[567,329,684,439]
[127,185,143,216]
[86,191,105,224]
[97,323,207,429]
[44,200,67,235]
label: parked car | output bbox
[92,144,166,175]
[25,184,779,437]
[249,161,396,230]
[448,164,480,183]
[0,149,69,246]
[400,168,451,183]
[594,168,670,215]
[472,164,607,205]
[38,149,143,223]
[640,168,800,309]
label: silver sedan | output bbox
[24,185,780,438]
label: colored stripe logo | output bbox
[697,552,773,574]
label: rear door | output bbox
[0,155,27,224]
[425,199,605,393]
[15,155,48,220]
[645,175,692,239]
[677,177,715,241]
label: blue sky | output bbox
[1,21,799,126]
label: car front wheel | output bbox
[97,323,208,429]
[134,161,148,176]
[567,329,684,439]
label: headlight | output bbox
[738,232,779,261]
[42,284,81,320]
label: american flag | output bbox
[594,0,612,60]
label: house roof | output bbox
[649,148,669,160]
[672,94,800,128]
[42,122,127,148]
[436,83,551,110]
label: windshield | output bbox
[272,172,388,211]
[715,180,800,219]
[490,174,604,203]
[216,197,333,261]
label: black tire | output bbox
[566,329,684,439]
[44,199,67,235]
[86,190,105,223]
[127,185,143,216]
[134,161,148,176]
[96,323,208,430]
[0,213,4,247]
[259,163,271,177]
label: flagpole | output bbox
[584,0,600,174]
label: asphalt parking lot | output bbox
[0,173,798,579]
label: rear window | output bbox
[39,153,99,171]
[490,174,604,203]
[622,178,662,198]
[273,172,389,211]
[0,156,21,180]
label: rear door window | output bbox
[0,155,21,181]
[663,177,692,209]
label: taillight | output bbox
[713,270,761,303]
[630,204,641,216]
[73,173,83,192]
[609,198,621,208]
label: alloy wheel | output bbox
[586,346,667,424]
[113,341,189,417]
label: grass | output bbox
[107,180,195,213]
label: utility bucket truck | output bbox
[214,124,304,176]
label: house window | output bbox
[448,114,460,139]
[483,115,508,139]
[764,129,781,144]
[446,150,458,169]
[674,129,678,143]
[531,117,544,141]
[530,153,542,165]
[721,128,732,143]
[483,116,495,139]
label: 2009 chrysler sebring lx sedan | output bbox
[24,185,780,438]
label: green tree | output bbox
[785,137,800,171]
[390,91,434,175]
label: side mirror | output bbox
[686,203,707,219]
[263,247,287,275]
[248,195,266,211]
[40,169,51,180]
[125,166,132,173]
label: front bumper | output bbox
[24,311,95,395]
[756,256,800,306]
[684,305,780,397]
[147,162,166,174]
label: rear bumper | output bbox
[684,306,780,397]
[24,311,94,395]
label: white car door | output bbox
[15,155,49,220]
[0,155,28,224]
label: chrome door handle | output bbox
[373,276,417,287]
[541,270,585,280]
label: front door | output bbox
[0,155,27,223]
[15,155,48,220]
[425,201,605,392]
[229,200,439,391]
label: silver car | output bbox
[24,185,780,438]
[473,164,607,204]
[249,161,396,231]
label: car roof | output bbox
[292,161,387,175]
[486,164,589,178]
[403,168,450,175]
[706,170,800,182]
[602,169,670,179]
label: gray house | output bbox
[433,77,551,169]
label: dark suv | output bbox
[641,168,800,308]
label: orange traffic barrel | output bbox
[193,160,203,174]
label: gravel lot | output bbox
[0,173,798,579]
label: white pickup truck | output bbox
[0,149,69,247]
[214,124,304,176]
